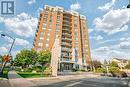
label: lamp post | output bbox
[0,33,15,75]
[127,0,130,8]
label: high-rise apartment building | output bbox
[33,5,91,71]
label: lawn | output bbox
[18,72,49,78]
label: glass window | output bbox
[74,24,77,27]
[39,38,43,43]
[46,44,49,47]
[47,33,50,36]
[48,28,51,31]
[40,32,44,38]
[43,23,46,28]
[38,43,42,47]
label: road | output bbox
[0,71,130,87]
[30,77,130,87]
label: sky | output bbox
[0,0,130,61]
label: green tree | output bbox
[109,67,120,73]
[125,61,130,69]
[28,49,38,66]
[37,50,51,67]
[92,60,102,69]
[109,61,118,67]
[0,55,2,63]
[14,49,38,68]
[37,50,51,74]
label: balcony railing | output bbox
[62,30,72,34]
[61,43,72,48]
[60,58,74,63]
[61,47,72,52]
[61,42,72,46]
[63,20,72,23]
[62,38,72,41]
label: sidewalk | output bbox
[0,79,11,87]
[8,70,37,87]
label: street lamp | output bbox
[0,33,15,75]
[127,0,130,8]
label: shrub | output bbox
[15,68,21,72]
[80,69,86,72]
[96,68,106,73]
[72,68,79,72]
[32,66,47,72]
[23,68,33,72]
[43,67,52,75]
[109,67,120,73]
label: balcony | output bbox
[61,47,72,52]
[63,17,72,21]
[62,34,72,38]
[60,58,74,63]
[61,42,72,48]
[62,37,72,41]
[63,20,72,23]
[62,24,72,27]
[62,28,71,31]
[62,26,72,29]
[62,33,71,36]
[62,38,72,43]
[62,30,72,34]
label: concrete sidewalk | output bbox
[0,79,11,87]
[8,71,37,87]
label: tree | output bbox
[14,49,38,68]
[109,61,118,67]
[92,60,102,69]
[28,49,38,66]
[0,55,2,63]
[37,50,51,74]
[37,50,51,67]
[125,61,130,69]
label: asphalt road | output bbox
[31,77,130,87]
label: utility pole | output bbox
[0,34,15,75]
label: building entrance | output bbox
[59,63,73,72]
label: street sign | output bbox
[3,55,11,62]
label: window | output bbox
[57,16,60,19]
[40,37,43,40]
[56,24,60,26]
[75,43,78,47]
[41,31,44,36]
[49,15,53,22]
[56,28,59,32]
[75,38,78,41]
[74,32,78,36]
[39,38,43,43]
[46,44,49,47]
[48,28,51,31]
[49,24,52,28]
[43,23,47,28]
[47,38,49,40]
[38,43,42,47]
[47,33,50,36]
[74,24,77,27]
[56,20,60,23]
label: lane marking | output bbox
[63,81,82,87]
